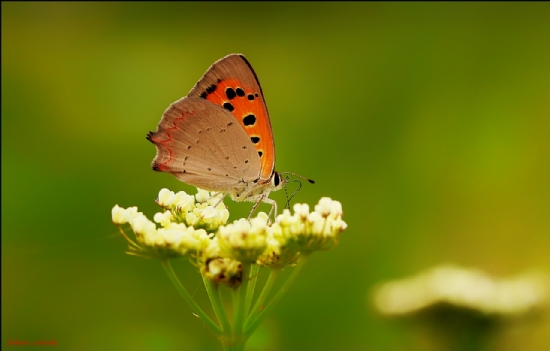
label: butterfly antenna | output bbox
[280,172,315,185]
[284,182,291,209]
[281,171,315,209]
[284,179,303,208]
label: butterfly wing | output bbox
[147,97,261,192]
[187,54,275,182]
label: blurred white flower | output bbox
[373,264,550,317]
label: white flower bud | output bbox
[157,188,175,207]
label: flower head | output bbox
[112,189,347,269]
[155,188,229,232]
[272,198,347,255]
[217,212,270,264]
[256,235,300,269]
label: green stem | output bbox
[244,255,309,337]
[244,264,260,316]
[245,268,281,332]
[222,344,244,351]
[232,264,250,344]
[202,274,231,334]
[160,260,222,336]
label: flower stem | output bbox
[244,255,309,337]
[160,260,222,336]
[244,267,281,333]
[244,264,260,316]
[202,274,231,334]
[231,264,250,345]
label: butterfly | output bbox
[147,54,311,218]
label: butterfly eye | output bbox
[272,172,281,187]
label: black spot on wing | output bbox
[223,102,234,112]
[206,84,217,94]
[225,87,236,100]
[243,114,256,126]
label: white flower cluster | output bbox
[112,204,211,259]
[217,213,270,264]
[112,189,347,284]
[156,188,230,232]
[271,197,347,255]
[373,264,550,317]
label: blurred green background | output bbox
[2,2,549,350]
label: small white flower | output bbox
[206,193,225,207]
[173,191,195,212]
[130,214,157,236]
[249,212,269,233]
[293,203,309,217]
[125,206,140,219]
[153,210,173,227]
[200,206,217,222]
[314,197,343,218]
[330,200,343,217]
[218,208,230,224]
[195,188,211,203]
[314,197,332,217]
[157,188,176,207]
[276,209,294,226]
[186,212,198,226]
[111,205,128,225]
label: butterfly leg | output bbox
[248,195,278,224]
[263,197,278,223]
[248,194,265,220]
[211,192,227,208]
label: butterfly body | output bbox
[147,54,286,216]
